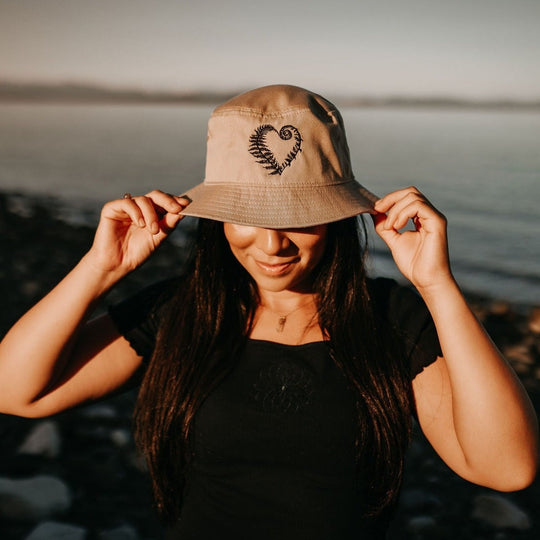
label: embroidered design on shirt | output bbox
[248,124,302,175]
[250,361,314,414]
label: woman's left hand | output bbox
[373,186,453,292]
[377,188,540,491]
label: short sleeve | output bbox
[108,278,180,362]
[368,277,442,379]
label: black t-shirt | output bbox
[109,277,441,540]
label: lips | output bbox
[255,259,298,276]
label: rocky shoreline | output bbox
[1,192,539,540]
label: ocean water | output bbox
[0,103,539,305]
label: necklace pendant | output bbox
[276,316,287,332]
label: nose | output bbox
[255,228,290,255]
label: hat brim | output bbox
[179,180,379,229]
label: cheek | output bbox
[296,227,327,266]
[223,223,257,249]
[308,243,327,270]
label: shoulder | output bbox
[109,276,182,321]
[107,276,183,359]
[367,276,441,378]
[366,276,423,319]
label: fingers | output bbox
[143,189,190,217]
[374,186,422,212]
[373,186,445,233]
[136,191,190,234]
[102,190,190,235]
[371,212,401,249]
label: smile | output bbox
[255,259,298,276]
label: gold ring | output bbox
[123,192,132,199]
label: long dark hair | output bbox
[134,217,413,523]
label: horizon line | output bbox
[1,80,540,110]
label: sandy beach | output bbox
[1,192,539,539]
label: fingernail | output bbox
[138,219,145,228]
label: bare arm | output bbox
[0,191,188,418]
[374,187,539,490]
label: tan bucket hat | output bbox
[180,84,378,228]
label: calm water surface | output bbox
[0,103,538,304]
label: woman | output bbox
[0,85,537,539]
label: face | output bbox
[223,223,328,293]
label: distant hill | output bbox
[0,81,237,104]
[1,81,539,110]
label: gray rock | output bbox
[21,280,40,298]
[472,493,531,530]
[18,421,61,458]
[98,523,140,540]
[80,404,118,419]
[0,475,71,521]
[399,488,442,512]
[110,428,131,448]
[77,425,110,441]
[25,521,87,540]
[407,515,438,534]
[128,452,148,473]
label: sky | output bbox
[1,0,540,100]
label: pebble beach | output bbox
[1,192,539,540]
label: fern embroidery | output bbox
[248,124,302,175]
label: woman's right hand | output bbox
[0,189,189,417]
[86,190,189,277]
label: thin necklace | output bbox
[261,298,316,333]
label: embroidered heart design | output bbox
[248,124,302,175]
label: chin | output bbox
[254,278,296,293]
